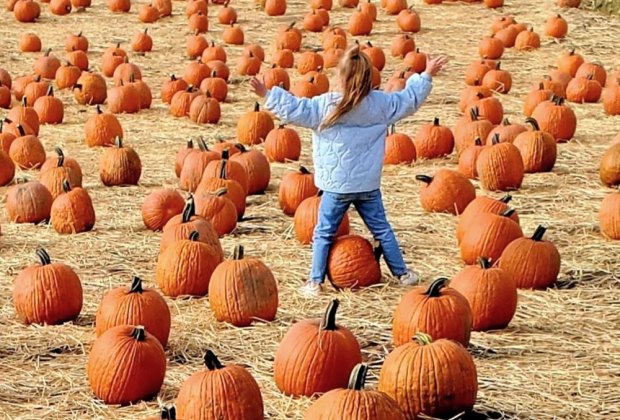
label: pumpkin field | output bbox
[1,0,619,417]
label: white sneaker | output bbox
[299,281,323,297]
[398,270,420,286]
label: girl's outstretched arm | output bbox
[250,77,323,129]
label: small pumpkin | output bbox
[195,188,237,236]
[457,137,486,179]
[557,49,584,77]
[9,127,46,170]
[515,28,541,51]
[276,22,302,51]
[396,6,420,33]
[264,124,301,162]
[34,49,61,80]
[49,0,71,16]
[602,82,620,116]
[384,125,416,165]
[575,62,607,87]
[189,91,221,124]
[495,25,518,48]
[416,170,476,215]
[272,50,295,70]
[139,3,159,22]
[186,32,208,58]
[236,102,274,145]
[279,166,318,215]
[6,180,53,223]
[0,149,15,185]
[458,82,493,112]
[203,149,249,194]
[297,51,324,75]
[222,23,245,45]
[195,161,247,219]
[327,235,382,289]
[523,83,553,117]
[170,85,201,117]
[545,14,568,38]
[486,118,527,144]
[19,32,41,52]
[13,0,39,23]
[512,118,557,173]
[348,10,373,36]
[482,61,512,93]
[199,70,228,102]
[599,190,620,240]
[55,62,81,90]
[73,71,107,105]
[477,137,525,191]
[132,29,153,53]
[107,0,130,12]
[464,60,495,86]
[8,97,40,135]
[142,188,185,231]
[390,34,415,58]
[50,180,96,234]
[294,192,350,244]
[478,34,504,59]
[465,93,504,125]
[40,147,83,199]
[99,137,142,186]
[84,105,123,147]
[230,144,271,195]
[454,107,494,154]
[218,1,237,24]
[413,117,454,159]
[599,143,620,187]
[23,75,50,106]
[566,74,602,103]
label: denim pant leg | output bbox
[310,192,351,284]
[354,190,408,277]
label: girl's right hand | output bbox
[250,77,268,98]
[424,55,449,77]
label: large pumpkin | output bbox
[84,105,124,147]
[208,245,278,326]
[99,137,142,186]
[304,363,406,420]
[384,125,416,165]
[6,180,53,223]
[413,117,454,159]
[498,225,561,289]
[87,326,166,405]
[176,350,264,419]
[531,95,577,142]
[236,102,274,145]
[195,188,238,236]
[456,194,519,243]
[230,144,271,195]
[476,137,524,191]
[264,124,302,162]
[416,170,476,215]
[13,248,83,325]
[378,333,478,419]
[278,166,318,215]
[599,190,620,240]
[451,257,517,331]
[274,299,362,397]
[294,193,350,244]
[326,235,382,289]
[141,188,185,231]
[512,118,557,173]
[95,276,171,346]
[392,278,472,347]
[50,180,96,234]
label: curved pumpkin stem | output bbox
[204,350,224,370]
[532,225,547,241]
[36,248,52,266]
[433,117,439,126]
[501,208,516,218]
[218,157,229,180]
[347,363,369,391]
[233,245,244,260]
[46,85,54,97]
[189,230,200,241]
[214,187,228,197]
[234,143,247,153]
[160,405,176,420]
[129,276,144,293]
[62,179,72,193]
[525,117,540,131]
[415,174,433,184]
[413,332,433,345]
[389,124,396,135]
[182,195,196,223]
[131,326,146,341]
[299,166,311,175]
[197,136,209,152]
[500,194,512,204]
[321,299,339,331]
[54,147,65,167]
[424,278,448,297]
[114,136,123,148]
[478,257,492,269]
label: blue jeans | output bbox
[310,189,408,284]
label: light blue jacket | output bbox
[264,73,433,194]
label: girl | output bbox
[250,47,448,297]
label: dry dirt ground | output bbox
[0,0,619,419]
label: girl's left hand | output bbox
[250,77,268,98]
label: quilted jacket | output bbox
[264,73,433,194]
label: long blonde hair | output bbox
[320,47,373,129]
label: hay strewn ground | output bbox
[0,0,619,419]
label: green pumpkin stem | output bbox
[424,278,448,297]
[478,257,492,269]
[532,225,547,241]
[131,326,146,341]
[347,363,369,391]
[36,248,52,265]
[182,195,196,223]
[500,194,512,204]
[189,230,200,241]
[204,350,224,370]
[321,299,340,331]
[415,174,433,184]
[54,147,65,167]
[413,332,433,345]
[233,245,244,260]
[129,276,143,293]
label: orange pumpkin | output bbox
[416,170,476,215]
[264,124,301,162]
[50,180,96,234]
[278,166,318,215]
[384,125,416,165]
[294,193,350,244]
[327,235,381,289]
[142,188,185,231]
[236,102,274,145]
[35,87,64,123]
[455,194,518,244]
[512,118,557,173]
[6,180,53,223]
[531,95,577,142]
[413,117,454,159]
[476,138,524,191]
[598,191,620,240]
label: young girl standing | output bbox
[251,47,448,297]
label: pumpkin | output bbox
[139,3,159,22]
[576,62,607,87]
[218,1,237,24]
[531,95,577,142]
[107,80,141,114]
[50,180,96,234]
[13,0,39,23]
[464,60,494,86]
[0,121,16,152]
[390,34,415,58]
[195,162,247,219]
[55,62,81,90]
[186,32,208,58]
[12,75,36,101]
[13,248,83,325]
[189,91,221,124]
[602,82,620,116]
[201,41,227,64]
[599,143,620,187]
[161,75,189,104]
[276,22,302,51]
[185,0,206,16]
[236,102,274,145]
[457,137,486,179]
[74,71,107,105]
[132,29,153,53]
[194,188,237,236]
[556,0,580,6]
[384,125,416,165]
[348,10,372,36]
[208,245,278,326]
[170,85,201,117]
[451,257,517,331]
[265,0,286,15]
[183,60,210,87]
[6,181,53,223]
[9,128,46,170]
[96,276,171,346]
[188,11,209,33]
[297,51,324,75]
[142,188,185,231]
[482,61,512,93]
[491,16,516,33]
[19,32,41,52]
[211,139,241,157]
[49,0,71,15]
[486,118,527,144]
[322,27,346,50]
[274,299,362,396]
[271,50,295,70]
[156,231,222,297]
[566,75,602,103]
[465,93,503,125]
[499,225,561,288]
[416,170,475,215]
[305,363,405,420]
[402,48,426,73]
[307,69,330,94]
[207,60,230,81]
[40,148,82,199]
[413,117,454,159]
[523,83,553,117]
[199,71,228,102]
[478,34,503,59]
[264,124,301,162]
[455,194,518,243]
[222,23,244,45]
[384,72,406,92]
[304,10,324,32]
[279,166,319,215]
[112,58,142,86]
[202,149,249,194]
[459,208,523,264]
[454,107,494,154]
[396,7,420,33]
[84,105,123,147]
[326,235,381,289]
[459,83,493,112]
[477,137,524,191]
[495,25,518,48]
[176,350,264,419]
[599,190,620,240]
[513,118,557,173]
[545,14,568,38]
[392,278,472,346]
[230,144,271,195]
[515,27,541,51]
[7,97,40,135]
[87,326,166,405]
[311,0,332,9]
[152,0,170,16]
[294,193,350,244]
[0,148,15,185]
[23,76,49,106]
[160,195,223,257]
[378,333,478,419]
[557,49,584,77]
[237,51,262,77]
[99,137,142,186]
[107,0,130,12]
[0,84,9,109]
[34,49,61,80]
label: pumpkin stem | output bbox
[433,117,439,126]
[186,139,194,150]
[532,225,547,241]
[189,230,200,241]
[475,137,482,146]
[525,117,540,131]
[115,136,123,148]
[253,102,260,112]
[62,179,72,193]
[413,332,433,345]
[182,195,196,223]
[54,147,65,167]
[17,124,26,137]
[424,278,448,297]
[44,48,51,57]
[95,104,102,114]
[144,28,148,35]
[197,137,209,151]
[160,406,176,420]
[234,143,247,153]
[46,85,54,96]
[500,194,512,204]
[214,187,228,197]
[389,124,396,135]
[347,363,369,391]
[491,133,500,145]
[321,299,340,331]
[73,83,83,90]
[131,326,146,341]
[77,31,82,37]
[203,350,224,370]
[218,156,229,179]
[469,106,478,121]
[502,118,510,126]
[35,248,52,266]
[129,276,144,293]
[478,257,492,269]
[415,174,433,184]
[501,208,516,217]
[233,245,244,260]
[299,166,311,175]
[22,96,28,107]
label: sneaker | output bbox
[398,270,420,286]
[299,281,323,297]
